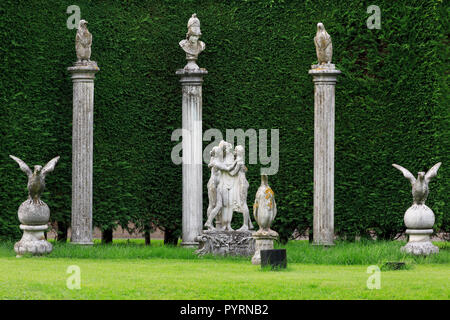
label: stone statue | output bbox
[314,22,333,67]
[10,155,60,257]
[204,141,253,232]
[392,162,441,255]
[251,175,279,265]
[179,13,205,70]
[253,175,278,237]
[75,19,93,65]
[392,163,441,205]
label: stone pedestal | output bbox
[251,234,277,265]
[68,63,99,245]
[401,204,439,255]
[195,230,255,256]
[176,68,207,247]
[309,65,341,246]
[15,224,52,257]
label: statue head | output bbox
[418,172,425,180]
[186,13,201,42]
[234,145,245,160]
[79,19,88,30]
[33,165,42,175]
[317,22,325,32]
[210,146,220,160]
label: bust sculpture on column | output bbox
[179,13,205,70]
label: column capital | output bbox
[68,62,100,81]
[309,66,341,84]
[176,68,208,85]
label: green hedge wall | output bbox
[0,0,447,241]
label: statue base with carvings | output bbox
[195,230,255,256]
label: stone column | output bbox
[177,14,207,247]
[309,67,341,246]
[176,68,207,247]
[68,63,99,245]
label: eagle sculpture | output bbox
[314,22,333,65]
[392,162,441,205]
[75,19,92,64]
[10,155,60,205]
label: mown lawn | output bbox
[0,240,448,299]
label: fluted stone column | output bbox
[68,63,99,245]
[309,67,341,246]
[176,68,207,247]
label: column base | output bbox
[15,224,52,257]
[312,238,335,246]
[70,240,94,245]
[401,229,438,255]
[252,230,278,265]
[181,241,198,248]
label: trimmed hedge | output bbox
[0,0,447,242]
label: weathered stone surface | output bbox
[251,175,279,264]
[393,162,441,255]
[9,155,59,257]
[309,37,341,245]
[75,20,94,66]
[195,230,255,256]
[68,45,99,245]
[253,175,277,235]
[177,15,208,248]
[176,69,207,248]
[179,13,205,70]
[14,225,52,257]
[401,240,439,255]
[204,141,253,232]
[18,201,50,225]
[314,22,333,66]
[251,234,277,265]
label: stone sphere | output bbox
[404,204,435,229]
[18,201,50,225]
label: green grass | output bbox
[1,239,448,265]
[0,240,448,299]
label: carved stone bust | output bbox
[179,14,205,70]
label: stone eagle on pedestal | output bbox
[75,19,92,64]
[9,155,60,205]
[314,22,333,65]
[392,162,441,205]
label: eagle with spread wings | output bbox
[392,162,441,205]
[10,155,60,205]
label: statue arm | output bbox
[228,162,240,176]
[214,161,236,172]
